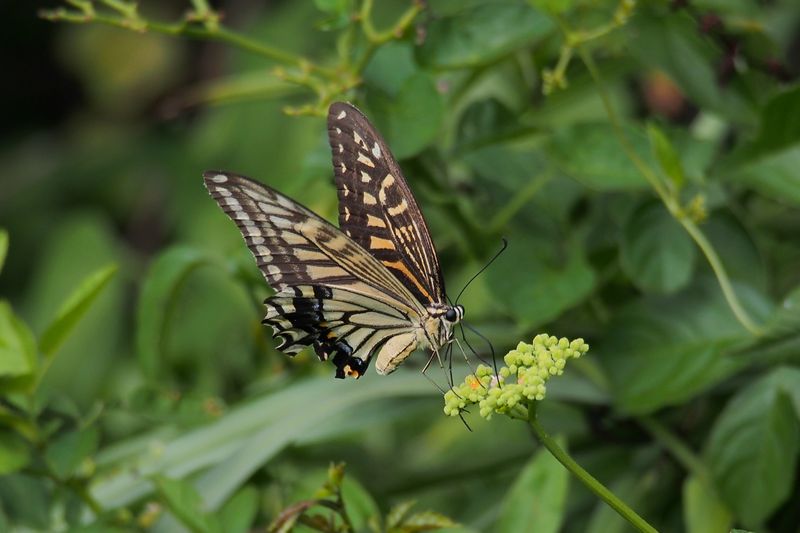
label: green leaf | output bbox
[707,368,800,526]
[0,228,8,276]
[0,301,38,384]
[393,510,458,532]
[723,88,800,205]
[728,146,800,207]
[682,475,732,533]
[702,213,766,291]
[0,474,51,529]
[600,279,772,414]
[647,123,686,189]
[528,0,574,15]
[218,486,258,533]
[620,202,696,293]
[136,246,220,379]
[154,475,218,533]
[495,437,568,533]
[418,2,553,69]
[0,430,31,475]
[45,428,99,479]
[39,264,118,358]
[362,42,417,97]
[22,214,123,407]
[387,501,417,529]
[548,122,650,191]
[765,285,800,338]
[368,73,444,159]
[313,0,349,13]
[485,232,595,327]
[731,85,800,162]
[91,374,435,511]
[341,475,381,531]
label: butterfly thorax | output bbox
[422,303,465,350]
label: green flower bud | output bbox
[443,333,589,419]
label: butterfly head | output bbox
[424,303,465,349]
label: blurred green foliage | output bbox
[1,0,800,531]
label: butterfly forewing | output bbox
[328,102,446,306]
[203,171,423,378]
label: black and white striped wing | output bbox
[203,171,424,378]
[328,102,446,307]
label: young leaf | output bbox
[153,475,218,533]
[600,279,772,414]
[386,500,416,530]
[218,485,259,533]
[341,475,381,531]
[136,246,219,379]
[548,123,651,191]
[392,510,458,533]
[44,427,99,479]
[495,436,568,533]
[647,123,686,190]
[39,264,119,358]
[620,202,696,293]
[682,475,732,533]
[0,301,38,386]
[707,368,800,526]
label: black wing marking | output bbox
[264,285,417,378]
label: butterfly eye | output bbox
[444,308,458,322]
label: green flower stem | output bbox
[353,0,423,73]
[563,21,763,337]
[527,406,658,533]
[40,5,336,78]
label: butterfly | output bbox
[203,101,464,379]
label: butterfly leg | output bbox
[421,344,457,393]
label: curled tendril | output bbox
[443,334,589,419]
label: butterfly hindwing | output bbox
[263,284,417,377]
[328,102,446,307]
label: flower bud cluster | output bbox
[443,334,588,419]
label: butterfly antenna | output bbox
[454,238,508,305]
[458,411,473,432]
[462,320,501,384]
[447,340,456,392]
[458,322,490,368]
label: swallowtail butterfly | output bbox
[204,102,464,379]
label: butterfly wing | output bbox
[328,102,446,307]
[203,171,423,377]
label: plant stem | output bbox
[568,27,762,337]
[527,406,658,533]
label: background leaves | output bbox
[1,0,799,531]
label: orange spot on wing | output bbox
[370,236,395,250]
[382,260,432,301]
